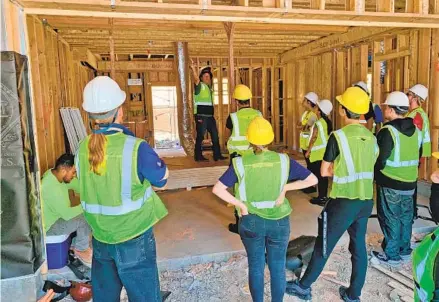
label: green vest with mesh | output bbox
[194,82,213,114]
[232,151,291,220]
[380,125,421,183]
[76,133,168,244]
[408,107,431,157]
[413,227,439,302]
[300,111,317,150]
[309,118,329,163]
[227,108,262,156]
[330,124,378,200]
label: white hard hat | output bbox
[353,81,369,94]
[384,91,409,107]
[304,92,318,104]
[408,84,428,101]
[317,99,333,115]
[83,76,126,114]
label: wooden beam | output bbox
[310,0,325,9]
[346,0,365,13]
[430,29,439,176]
[72,47,98,70]
[224,22,236,113]
[249,65,253,107]
[372,41,382,106]
[217,58,225,152]
[296,60,306,148]
[109,18,115,79]
[377,0,394,12]
[98,60,174,71]
[236,0,249,6]
[281,27,396,63]
[262,60,268,118]
[374,48,411,61]
[406,0,429,14]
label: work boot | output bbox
[310,197,329,206]
[301,186,317,194]
[228,223,239,234]
[286,279,312,300]
[214,155,228,161]
[73,248,92,267]
[195,155,209,162]
[339,286,361,302]
[370,251,401,268]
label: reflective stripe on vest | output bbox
[333,130,374,184]
[80,136,153,215]
[310,121,328,151]
[234,153,289,209]
[385,125,422,168]
[415,233,439,301]
[229,113,247,142]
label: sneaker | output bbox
[310,197,328,206]
[286,279,312,300]
[370,251,401,267]
[228,223,239,234]
[339,286,361,302]
[400,253,412,262]
[73,248,92,267]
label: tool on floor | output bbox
[284,235,316,279]
[43,280,92,302]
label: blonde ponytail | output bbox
[87,114,114,175]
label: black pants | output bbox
[308,160,328,198]
[302,150,311,169]
[431,183,439,223]
[300,198,373,299]
[230,152,240,225]
[195,115,221,160]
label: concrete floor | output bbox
[154,187,437,269]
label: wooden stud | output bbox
[377,0,394,12]
[236,0,249,6]
[217,58,225,152]
[409,30,419,87]
[286,62,295,150]
[310,0,325,10]
[360,44,368,82]
[224,22,236,113]
[109,18,116,79]
[282,66,287,145]
[335,51,346,128]
[249,65,253,107]
[430,0,439,13]
[262,60,268,118]
[270,64,275,131]
[372,41,382,105]
[346,0,365,13]
[430,29,439,175]
[296,60,306,149]
[406,0,429,14]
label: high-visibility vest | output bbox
[76,133,168,244]
[194,82,213,115]
[330,124,378,200]
[413,227,439,302]
[380,124,422,182]
[408,107,431,157]
[232,150,291,220]
[300,110,317,151]
[309,118,329,163]
[227,108,262,156]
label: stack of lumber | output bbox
[372,264,414,302]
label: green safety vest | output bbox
[380,125,422,183]
[309,118,329,163]
[194,82,213,115]
[413,227,439,302]
[408,107,431,157]
[227,108,262,156]
[76,132,168,244]
[300,110,317,151]
[330,124,378,200]
[232,151,291,220]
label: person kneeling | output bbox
[42,154,92,266]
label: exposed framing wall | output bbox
[26,15,94,173]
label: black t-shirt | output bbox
[226,115,233,130]
[364,102,375,121]
[323,134,339,162]
[194,83,214,116]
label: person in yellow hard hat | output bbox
[287,87,378,302]
[226,84,262,234]
[213,117,318,302]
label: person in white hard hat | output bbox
[305,99,333,206]
[372,91,423,267]
[353,81,384,134]
[298,92,319,193]
[406,84,431,221]
[76,76,170,301]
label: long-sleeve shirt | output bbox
[41,171,82,232]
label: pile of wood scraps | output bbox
[371,264,414,302]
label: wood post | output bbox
[224,22,236,113]
[109,18,116,79]
[372,41,382,105]
[217,58,225,151]
[430,29,439,173]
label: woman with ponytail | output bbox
[76,76,169,302]
[213,117,317,302]
[305,99,333,206]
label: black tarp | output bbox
[1,52,44,279]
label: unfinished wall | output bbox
[283,28,439,180]
[26,16,94,173]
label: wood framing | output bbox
[72,47,98,70]
[98,60,174,71]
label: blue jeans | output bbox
[91,228,161,302]
[377,186,414,260]
[239,214,290,302]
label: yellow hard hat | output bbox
[247,117,274,146]
[433,152,439,159]
[336,87,369,115]
[233,84,252,101]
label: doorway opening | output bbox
[151,86,185,156]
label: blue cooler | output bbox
[46,234,71,269]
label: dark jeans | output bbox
[300,198,373,299]
[431,183,439,223]
[195,115,221,160]
[92,228,161,302]
[377,186,414,260]
[239,214,290,302]
[309,160,328,198]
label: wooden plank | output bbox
[321,52,332,100]
[335,51,346,128]
[217,58,225,152]
[224,22,236,113]
[430,29,439,176]
[286,62,295,150]
[310,0,325,10]
[388,281,414,298]
[236,0,249,6]
[262,61,268,119]
[409,30,419,87]
[406,0,429,14]
[98,60,174,71]
[271,65,276,132]
[273,66,280,143]
[249,66,253,108]
[282,66,287,145]
[346,0,365,13]
[72,47,98,70]
[383,37,393,94]
[351,46,361,82]
[372,41,382,105]
[372,264,414,289]
[281,27,395,63]
[360,44,368,82]
[296,60,306,150]
[377,0,394,12]
[430,0,439,13]
[109,18,116,79]
[375,48,411,62]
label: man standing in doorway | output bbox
[372,92,422,267]
[190,60,227,162]
[407,84,431,220]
